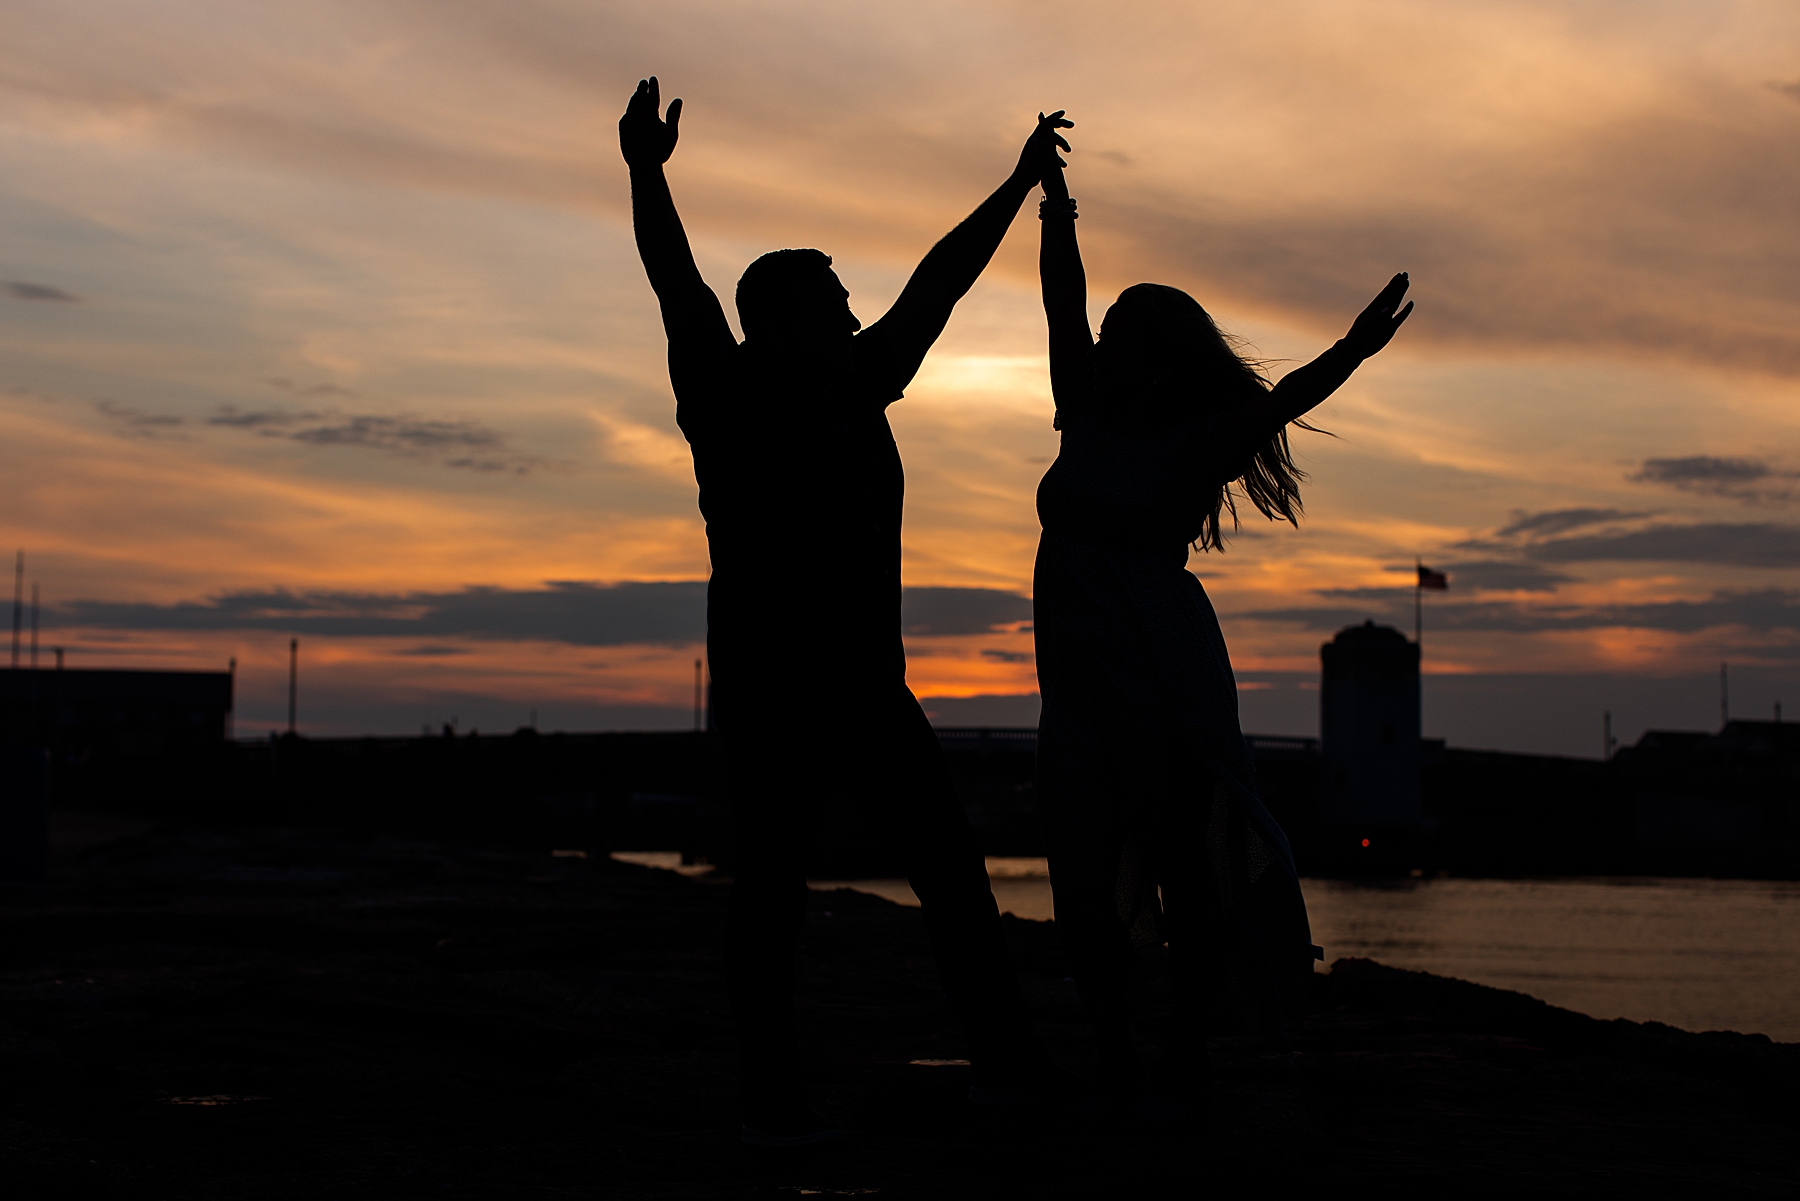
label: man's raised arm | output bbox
[862,112,1074,387]
[620,78,733,349]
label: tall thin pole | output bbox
[693,658,703,732]
[1414,557,1423,646]
[29,583,39,670]
[287,638,298,734]
[1720,661,1729,728]
[10,550,21,668]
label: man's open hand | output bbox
[620,77,682,167]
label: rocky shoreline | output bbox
[2,819,1796,1197]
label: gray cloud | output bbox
[52,582,1034,645]
[94,399,183,437]
[1310,588,1411,604]
[208,406,537,474]
[6,281,79,302]
[1436,561,1574,592]
[1109,155,1800,374]
[290,415,497,452]
[208,406,310,429]
[9,2,1800,375]
[1637,456,1768,483]
[1301,523,1800,626]
[1529,523,1800,568]
[1629,456,1798,505]
[57,582,710,646]
[900,586,1032,636]
[434,7,1800,376]
[1239,588,1800,636]
[1495,508,1650,538]
[1323,560,1574,602]
[1356,561,1572,594]
[1772,80,1800,103]
[266,378,360,398]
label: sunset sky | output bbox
[4,0,1799,754]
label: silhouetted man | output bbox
[620,78,1068,1144]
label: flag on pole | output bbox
[1417,563,1449,590]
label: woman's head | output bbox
[1092,283,1314,552]
[1093,284,1264,427]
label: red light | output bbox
[1361,838,1371,847]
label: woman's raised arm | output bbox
[1265,273,1413,425]
[862,112,1075,389]
[1201,273,1412,484]
[1036,117,1090,426]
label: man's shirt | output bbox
[669,323,915,688]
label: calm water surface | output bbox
[809,860,1800,1043]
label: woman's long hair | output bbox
[1092,283,1319,552]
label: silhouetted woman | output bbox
[1029,123,1412,1111]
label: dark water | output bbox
[808,861,1800,1043]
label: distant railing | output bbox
[933,727,1039,748]
[934,727,1320,755]
[1245,734,1320,755]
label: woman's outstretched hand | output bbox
[620,77,682,167]
[1013,110,1074,187]
[1344,273,1414,359]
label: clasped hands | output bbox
[1012,110,1075,189]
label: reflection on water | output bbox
[810,859,1800,1043]
[1305,876,1800,1043]
[610,850,716,877]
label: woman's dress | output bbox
[1034,408,1320,1038]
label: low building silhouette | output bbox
[2,667,233,886]
[10,658,1793,879]
[1614,719,1800,855]
[0,666,232,758]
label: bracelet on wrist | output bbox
[1039,196,1078,220]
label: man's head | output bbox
[736,249,861,346]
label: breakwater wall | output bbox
[27,724,1800,879]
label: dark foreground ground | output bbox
[3,816,1798,1198]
